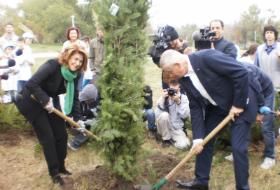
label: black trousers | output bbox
[31,111,67,176]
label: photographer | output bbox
[155,80,190,149]
[209,19,237,59]
[68,83,99,151]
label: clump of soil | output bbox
[70,152,194,190]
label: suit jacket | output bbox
[213,37,237,59]
[179,49,257,139]
[242,62,274,107]
[16,59,81,122]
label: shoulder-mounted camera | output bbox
[192,27,216,50]
[148,25,179,66]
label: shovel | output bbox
[137,114,232,190]
[26,94,99,140]
[51,107,99,140]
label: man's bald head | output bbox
[159,49,189,83]
[159,49,187,69]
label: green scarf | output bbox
[61,66,77,115]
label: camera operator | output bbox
[209,19,237,59]
[148,25,190,89]
[155,80,190,149]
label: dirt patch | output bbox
[69,152,194,190]
[0,123,34,146]
[139,153,194,190]
[71,166,135,190]
[0,124,21,146]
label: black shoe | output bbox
[52,174,64,186]
[162,139,173,147]
[59,168,72,176]
[176,179,208,190]
[148,128,157,138]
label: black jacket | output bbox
[143,85,153,109]
[16,59,82,122]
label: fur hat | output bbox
[163,25,179,41]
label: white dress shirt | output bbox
[184,58,217,106]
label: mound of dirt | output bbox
[69,152,194,190]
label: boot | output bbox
[59,168,72,176]
[51,174,64,186]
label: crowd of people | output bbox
[157,21,280,190]
[2,19,280,190]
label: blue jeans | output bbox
[262,91,275,158]
[17,80,27,93]
[143,108,156,130]
[70,133,89,148]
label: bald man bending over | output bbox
[160,49,258,190]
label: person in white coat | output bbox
[155,80,191,149]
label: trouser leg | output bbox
[231,119,251,190]
[32,112,60,176]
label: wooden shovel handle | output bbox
[52,108,99,139]
[31,95,99,140]
[165,115,232,180]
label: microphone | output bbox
[8,59,16,67]
[192,31,202,41]
[0,74,9,80]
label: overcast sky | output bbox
[1,0,280,29]
[148,0,280,29]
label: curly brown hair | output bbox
[58,45,87,72]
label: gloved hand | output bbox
[84,119,94,126]
[191,139,203,155]
[44,97,54,113]
[259,106,271,115]
[90,108,98,117]
[77,120,86,134]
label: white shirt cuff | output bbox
[192,139,203,146]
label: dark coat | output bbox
[179,49,258,139]
[213,37,237,59]
[242,62,274,107]
[15,59,81,122]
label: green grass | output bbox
[31,43,61,53]
[32,57,49,73]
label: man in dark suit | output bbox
[160,49,258,190]
[209,19,237,59]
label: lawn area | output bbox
[31,43,61,53]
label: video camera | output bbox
[148,25,179,66]
[192,27,216,50]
